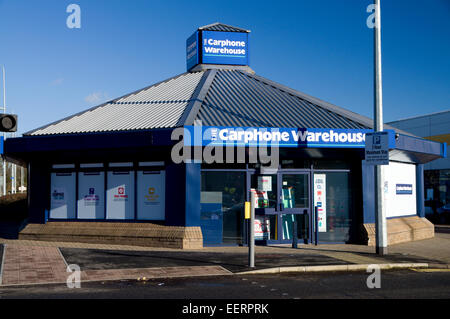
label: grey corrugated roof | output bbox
[26,68,410,136]
[26,71,205,136]
[194,70,368,129]
[192,70,412,135]
[198,22,250,33]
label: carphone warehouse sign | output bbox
[186,30,249,70]
[184,126,396,149]
[186,31,199,71]
[201,31,248,66]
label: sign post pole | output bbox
[373,0,388,255]
[249,192,255,268]
[2,66,6,197]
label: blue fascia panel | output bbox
[396,134,444,157]
[3,128,176,154]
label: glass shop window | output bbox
[200,171,246,245]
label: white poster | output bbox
[314,174,327,232]
[254,216,270,240]
[384,162,417,218]
[50,172,76,219]
[250,188,268,208]
[137,171,165,220]
[106,171,135,219]
[77,172,104,219]
[257,176,272,192]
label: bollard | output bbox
[315,206,319,245]
[303,210,309,244]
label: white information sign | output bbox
[77,172,104,219]
[313,174,327,232]
[384,162,417,218]
[257,176,272,192]
[254,216,270,240]
[137,171,165,220]
[50,172,76,219]
[106,171,135,219]
[365,132,389,165]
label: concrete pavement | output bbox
[0,226,449,287]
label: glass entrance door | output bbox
[279,173,310,242]
[250,171,311,244]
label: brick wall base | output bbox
[18,222,204,249]
[362,216,434,246]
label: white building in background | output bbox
[388,110,450,223]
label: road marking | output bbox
[57,247,69,268]
[410,268,450,273]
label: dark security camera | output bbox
[0,113,18,132]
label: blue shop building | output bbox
[3,23,446,248]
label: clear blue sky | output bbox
[0,0,449,135]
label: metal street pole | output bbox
[21,166,24,192]
[12,132,16,194]
[374,0,388,255]
[249,191,255,268]
[2,66,6,197]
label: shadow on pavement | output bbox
[60,248,348,273]
[268,244,443,265]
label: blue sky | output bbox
[0,0,449,135]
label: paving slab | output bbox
[0,244,233,287]
[0,245,67,286]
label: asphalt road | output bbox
[0,269,449,300]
